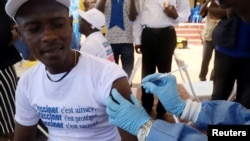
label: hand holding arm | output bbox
[106,89,207,141]
[105,89,151,135]
[142,73,186,117]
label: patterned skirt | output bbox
[0,66,17,134]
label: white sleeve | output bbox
[133,15,143,45]
[80,41,99,56]
[180,99,201,123]
[175,0,191,23]
[15,76,40,126]
[92,59,127,105]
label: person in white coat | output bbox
[106,74,250,141]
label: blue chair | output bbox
[14,38,30,60]
[189,9,202,23]
[190,14,202,23]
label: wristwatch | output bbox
[137,120,154,141]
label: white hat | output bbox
[5,0,70,20]
[77,8,105,30]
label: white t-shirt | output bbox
[15,52,127,141]
[80,31,114,62]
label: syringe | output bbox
[137,65,188,87]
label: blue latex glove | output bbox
[105,88,151,135]
[142,73,186,117]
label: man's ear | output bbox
[15,25,24,41]
[69,15,73,27]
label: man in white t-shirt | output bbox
[5,0,137,141]
[78,8,114,62]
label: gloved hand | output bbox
[105,88,151,135]
[142,73,186,117]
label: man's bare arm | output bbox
[111,77,138,141]
[13,122,37,141]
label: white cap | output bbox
[5,0,70,20]
[77,8,105,30]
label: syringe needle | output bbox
[137,65,188,87]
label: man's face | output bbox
[79,18,91,35]
[15,0,73,68]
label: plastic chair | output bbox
[190,14,202,23]
[129,56,142,97]
[37,124,48,138]
[14,38,30,60]
[128,56,142,86]
[227,80,237,101]
[173,54,236,102]
[173,54,213,101]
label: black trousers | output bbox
[212,51,250,108]
[141,26,177,117]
